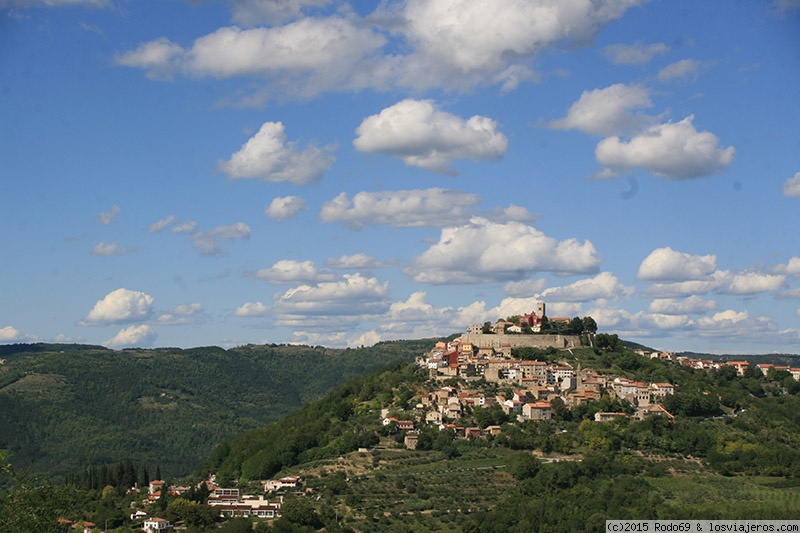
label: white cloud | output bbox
[602,41,668,65]
[320,188,481,229]
[648,295,717,315]
[95,205,120,225]
[265,196,308,221]
[172,221,199,235]
[537,272,634,302]
[273,273,390,316]
[638,247,718,281]
[782,172,800,197]
[192,222,251,255]
[779,257,800,277]
[636,312,691,330]
[595,115,735,179]
[657,59,701,82]
[406,217,600,284]
[229,0,334,25]
[148,215,176,233]
[83,288,154,325]
[113,38,184,80]
[398,0,642,89]
[725,272,786,295]
[148,216,248,255]
[695,309,752,335]
[115,17,386,98]
[234,301,270,317]
[219,122,335,185]
[117,1,642,98]
[497,205,536,223]
[0,325,23,342]
[156,303,205,325]
[92,242,128,256]
[251,259,335,285]
[548,84,654,136]
[349,292,490,346]
[326,253,388,270]
[106,325,157,348]
[353,99,508,174]
[642,276,730,298]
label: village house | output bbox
[265,476,301,492]
[594,412,627,422]
[520,401,552,421]
[143,517,172,533]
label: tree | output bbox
[582,316,598,334]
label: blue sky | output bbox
[1,0,799,354]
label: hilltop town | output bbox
[15,309,800,532]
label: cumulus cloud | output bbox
[537,272,634,302]
[349,292,491,346]
[353,99,508,174]
[694,309,754,336]
[657,59,701,82]
[725,272,786,295]
[642,276,730,298]
[265,196,308,221]
[405,217,600,284]
[95,205,120,225]
[398,0,641,89]
[92,242,128,256]
[782,172,800,196]
[638,247,718,282]
[106,325,157,348]
[234,301,270,317]
[219,122,334,185]
[777,257,800,277]
[595,115,735,179]
[156,303,205,325]
[273,273,390,316]
[602,41,668,65]
[117,1,642,98]
[648,295,717,315]
[115,17,386,98]
[0,325,23,342]
[251,259,335,285]
[83,288,154,325]
[320,188,481,229]
[548,84,654,136]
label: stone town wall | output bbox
[461,333,582,350]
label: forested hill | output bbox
[0,339,435,480]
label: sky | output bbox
[1,0,799,354]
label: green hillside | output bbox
[0,339,434,480]
[200,345,800,531]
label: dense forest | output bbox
[0,339,433,480]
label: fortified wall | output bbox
[461,333,582,350]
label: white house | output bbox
[143,517,171,533]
